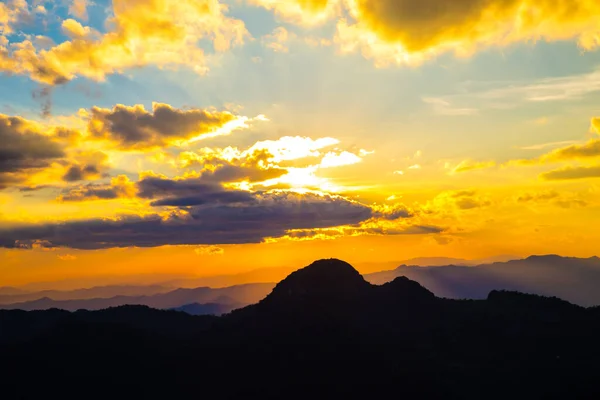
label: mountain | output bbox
[0,287,27,296]
[162,266,296,289]
[366,255,600,306]
[0,285,173,305]
[2,259,600,399]
[170,302,239,316]
[0,283,274,312]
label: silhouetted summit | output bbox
[263,259,369,303]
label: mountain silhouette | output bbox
[2,259,600,399]
[261,259,369,305]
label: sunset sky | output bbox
[1,0,600,287]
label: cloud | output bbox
[541,165,600,181]
[0,0,248,84]
[276,222,444,242]
[86,103,240,150]
[0,0,29,35]
[262,27,295,53]
[61,19,96,39]
[194,245,224,256]
[510,139,600,166]
[519,140,578,151]
[62,164,103,182]
[333,0,600,66]
[137,176,257,207]
[248,0,337,25]
[514,190,587,208]
[58,175,136,202]
[61,151,110,182]
[0,114,66,189]
[0,191,376,249]
[427,190,492,212]
[592,118,600,134]
[422,97,478,116]
[68,0,90,21]
[515,190,561,203]
[179,135,366,192]
[547,140,600,161]
[319,151,362,168]
[452,160,496,174]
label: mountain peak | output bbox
[260,259,370,307]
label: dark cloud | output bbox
[372,204,412,220]
[59,183,120,202]
[19,185,59,192]
[541,165,600,181]
[198,163,287,184]
[516,191,560,203]
[62,164,101,182]
[137,176,255,206]
[58,175,135,202]
[0,114,65,188]
[0,192,375,249]
[88,103,237,149]
[31,86,53,117]
[58,171,271,204]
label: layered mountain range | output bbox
[2,255,600,314]
[2,259,600,399]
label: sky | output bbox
[1,0,600,287]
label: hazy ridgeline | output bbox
[2,255,600,314]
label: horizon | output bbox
[1,253,598,291]
[2,0,600,290]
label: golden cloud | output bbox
[510,139,600,166]
[541,165,600,181]
[592,117,600,135]
[0,0,28,35]
[248,0,336,25]
[253,0,600,65]
[452,160,496,174]
[0,0,248,84]
[61,19,96,40]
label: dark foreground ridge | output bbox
[2,259,600,399]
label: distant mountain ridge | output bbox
[366,254,600,306]
[0,285,173,305]
[0,283,275,314]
